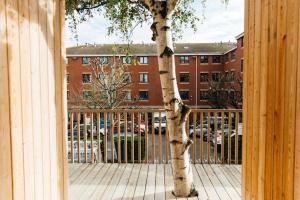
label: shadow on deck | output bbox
[69,163,241,200]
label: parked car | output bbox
[153,112,166,134]
[189,124,210,141]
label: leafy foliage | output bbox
[65,0,202,42]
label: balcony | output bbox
[67,109,242,199]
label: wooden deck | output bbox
[69,164,241,200]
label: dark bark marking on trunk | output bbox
[160,46,174,58]
[170,78,175,80]
[161,25,170,31]
[175,177,186,181]
[150,22,159,41]
[180,104,191,124]
[169,116,178,120]
[188,187,199,197]
[158,1,168,18]
[170,140,183,145]
[159,70,169,74]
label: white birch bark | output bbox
[145,0,198,196]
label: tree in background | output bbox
[69,55,134,109]
[207,72,243,109]
[66,0,228,196]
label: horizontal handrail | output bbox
[67,109,243,165]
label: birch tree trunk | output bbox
[152,14,198,197]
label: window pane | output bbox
[200,91,209,100]
[139,56,148,64]
[231,51,236,60]
[83,91,92,100]
[139,91,149,100]
[124,91,131,101]
[200,73,209,82]
[212,73,221,82]
[180,56,189,64]
[212,56,221,63]
[122,56,131,64]
[200,55,208,63]
[82,74,92,83]
[179,91,189,100]
[123,73,132,83]
[99,56,108,64]
[82,57,90,64]
[139,73,148,83]
[179,73,189,82]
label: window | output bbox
[139,91,149,100]
[67,91,70,100]
[83,91,92,100]
[139,73,149,83]
[123,73,132,83]
[66,74,70,83]
[66,58,69,65]
[225,54,229,62]
[82,74,92,83]
[82,57,90,65]
[122,56,132,64]
[225,71,229,82]
[241,37,244,47]
[231,51,236,60]
[200,72,209,83]
[98,73,105,80]
[241,59,244,72]
[179,90,189,101]
[124,90,132,101]
[200,55,208,64]
[212,55,221,63]
[200,90,209,100]
[180,56,189,64]
[179,73,189,83]
[212,72,221,82]
[99,56,108,64]
[139,56,148,64]
[230,71,235,82]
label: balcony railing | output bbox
[67,109,242,164]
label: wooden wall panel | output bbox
[0,0,68,200]
[243,0,300,199]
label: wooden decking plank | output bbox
[144,164,156,200]
[133,164,149,200]
[195,165,220,200]
[122,164,142,199]
[70,164,98,199]
[69,164,88,183]
[111,164,134,200]
[217,165,241,196]
[89,164,119,199]
[76,163,104,199]
[155,164,165,200]
[78,164,111,200]
[68,163,241,200]
[165,164,176,200]
[203,165,230,200]
[224,165,241,184]
[69,163,81,176]
[101,164,126,200]
[233,165,242,174]
[210,165,241,199]
[202,165,231,200]
[190,165,206,200]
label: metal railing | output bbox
[67,109,242,164]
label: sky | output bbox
[65,0,244,47]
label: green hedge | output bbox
[114,135,145,162]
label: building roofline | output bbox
[235,32,244,40]
[66,52,225,57]
[223,47,238,55]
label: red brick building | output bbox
[66,33,244,109]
